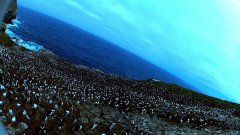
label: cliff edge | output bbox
[1,0,17,32]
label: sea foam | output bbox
[6,19,43,51]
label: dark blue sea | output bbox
[7,6,195,90]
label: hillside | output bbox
[0,34,240,134]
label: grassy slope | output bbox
[0,32,15,47]
[145,79,240,117]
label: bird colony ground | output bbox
[0,33,240,134]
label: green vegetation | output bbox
[0,32,15,47]
[170,84,240,110]
[144,79,240,111]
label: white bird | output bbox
[110,123,116,130]
[49,100,53,104]
[0,101,3,105]
[54,104,58,110]
[9,109,14,116]
[73,118,77,123]
[49,110,55,116]
[44,116,48,122]
[91,124,97,129]
[66,110,70,115]
[33,103,38,108]
[17,103,21,107]
[0,84,5,90]
[23,110,27,116]
[12,117,16,123]
[26,115,30,120]
[180,119,183,124]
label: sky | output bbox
[18,0,240,103]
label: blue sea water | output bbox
[7,6,196,90]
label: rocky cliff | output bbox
[1,0,17,32]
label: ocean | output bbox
[6,6,195,89]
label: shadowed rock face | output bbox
[1,0,17,32]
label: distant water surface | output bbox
[7,6,196,90]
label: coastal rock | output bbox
[4,0,17,23]
[0,23,6,32]
[1,0,17,32]
[0,32,16,47]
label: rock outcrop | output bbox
[1,0,17,32]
